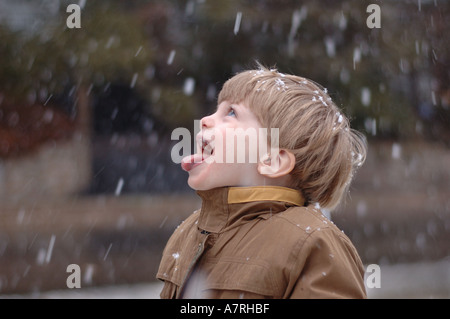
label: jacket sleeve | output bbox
[288,227,367,299]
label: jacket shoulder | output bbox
[275,205,348,242]
[274,205,362,263]
[273,206,366,298]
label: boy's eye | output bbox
[227,107,236,117]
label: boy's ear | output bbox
[257,149,296,178]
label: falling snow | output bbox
[183,77,195,96]
[167,50,176,65]
[115,178,124,196]
[130,73,138,88]
[361,87,371,107]
[234,12,242,35]
[353,47,361,69]
[392,143,402,159]
[45,235,56,264]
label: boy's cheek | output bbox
[203,132,263,165]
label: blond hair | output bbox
[218,66,367,210]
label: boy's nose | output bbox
[201,114,214,128]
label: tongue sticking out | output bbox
[181,153,204,172]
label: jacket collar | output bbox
[196,186,305,233]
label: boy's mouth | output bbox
[181,137,214,172]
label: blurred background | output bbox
[0,0,449,298]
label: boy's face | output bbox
[181,101,267,190]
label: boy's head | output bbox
[183,65,367,210]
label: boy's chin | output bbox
[186,176,208,191]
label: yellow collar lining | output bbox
[228,186,304,206]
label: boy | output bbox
[157,66,368,299]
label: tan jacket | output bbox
[157,186,367,299]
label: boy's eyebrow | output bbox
[214,101,243,113]
[216,101,232,111]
